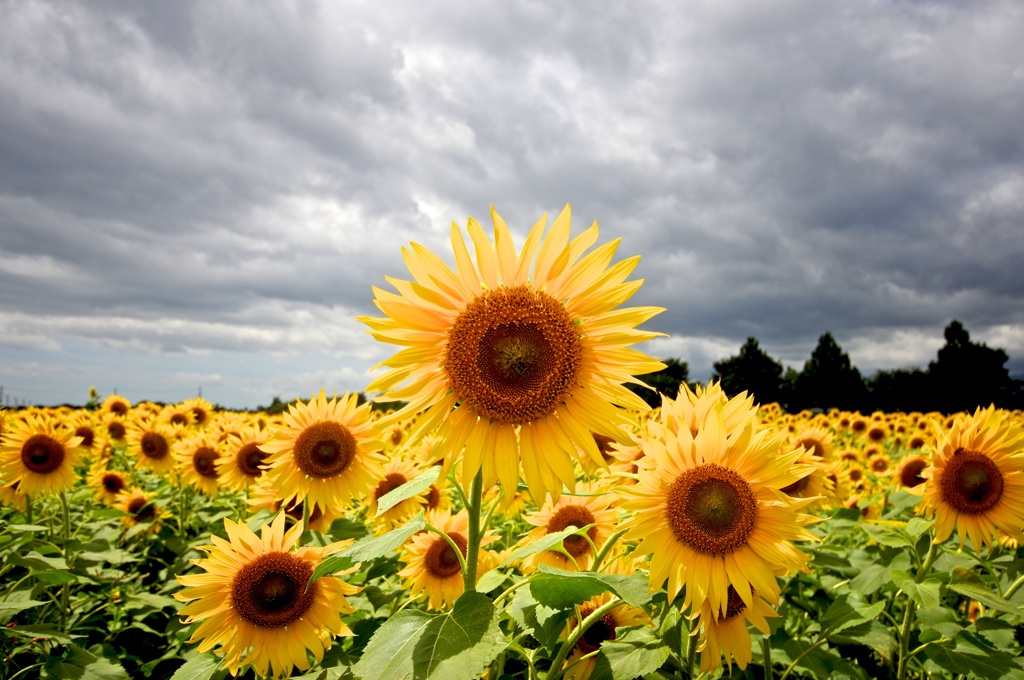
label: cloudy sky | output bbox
[1,0,1022,409]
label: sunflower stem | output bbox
[544,597,624,680]
[424,522,469,581]
[1004,573,1024,600]
[762,635,773,680]
[684,613,697,679]
[896,538,939,680]
[463,469,483,593]
[58,490,71,633]
[300,501,312,544]
[592,528,628,573]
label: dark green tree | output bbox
[711,337,784,404]
[792,332,868,411]
[868,368,931,413]
[628,358,689,408]
[927,320,1015,413]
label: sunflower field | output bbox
[1,207,1023,680]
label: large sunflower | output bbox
[258,391,385,514]
[0,415,84,497]
[918,406,1024,551]
[175,513,359,679]
[360,205,664,503]
[618,404,819,616]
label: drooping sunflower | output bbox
[360,206,665,503]
[0,415,84,497]
[918,406,1024,551]
[175,434,222,497]
[398,508,500,610]
[257,391,386,514]
[519,483,618,572]
[696,585,777,673]
[618,404,820,616]
[175,513,359,679]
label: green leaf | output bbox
[168,652,222,680]
[308,513,425,588]
[34,569,77,585]
[474,568,507,594]
[499,524,596,567]
[924,632,1024,680]
[530,566,652,609]
[905,517,933,540]
[861,522,915,549]
[42,645,129,679]
[820,593,885,636]
[375,467,440,517]
[508,586,569,652]
[947,568,1023,615]
[827,620,898,661]
[3,624,75,643]
[588,626,670,680]
[10,551,69,571]
[353,591,506,680]
[7,524,48,532]
[78,548,137,565]
[0,599,46,614]
[900,579,941,610]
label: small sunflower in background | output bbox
[126,419,178,476]
[104,416,128,448]
[175,434,222,497]
[618,404,819,616]
[398,508,499,610]
[361,205,664,504]
[790,425,835,462]
[519,482,618,572]
[175,513,359,679]
[695,585,778,673]
[102,394,131,418]
[366,456,427,531]
[896,453,929,489]
[160,403,195,429]
[918,405,1024,551]
[0,415,84,497]
[217,426,270,492]
[246,481,338,534]
[562,590,652,680]
[89,466,131,505]
[258,391,385,514]
[180,396,215,429]
[115,487,163,531]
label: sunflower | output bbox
[696,585,777,673]
[102,394,132,418]
[562,588,652,680]
[175,513,359,679]
[175,434,222,497]
[104,416,128,447]
[867,452,893,477]
[779,449,834,509]
[246,480,338,534]
[618,403,819,616]
[896,454,929,489]
[360,205,664,503]
[0,415,84,497]
[0,480,27,511]
[367,456,428,531]
[398,509,499,610]
[67,414,102,459]
[519,483,618,572]
[126,419,179,476]
[790,425,834,462]
[918,406,1024,551]
[258,391,385,514]
[161,403,195,429]
[89,466,131,505]
[115,487,163,531]
[181,396,215,429]
[217,426,271,492]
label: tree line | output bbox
[630,320,1024,414]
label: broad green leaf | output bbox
[0,599,46,614]
[474,568,507,594]
[308,513,425,588]
[924,632,1024,680]
[588,626,670,680]
[820,593,885,636]
[168,652,222,680]
[10,551,68,571]
[499,524,596,567]
[3,624,75,643]
[354,591,506,680]
[905,517,933,540]
[508,586,570,652]
[34,570,77,585]
[78,548,136,565]
[375,467,440,517]
[530,566,652,609]
[42,645,128,679]
[861,521,915,549]
[7,524,48,532]
[947,568,1022,615]
[827,620,898,660]
[900,579,941,610]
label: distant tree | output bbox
[868,368,931,413]
[927,320,1015,413]
[629,358,690,408]
[711,337,784,405]
[792,332,868,411]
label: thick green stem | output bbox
[763,636,774,680]
[463,469,483,593]
[59,491,71,632]
[1003,573,1024,600]
[897,539,939,680]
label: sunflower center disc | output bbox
[374,473,409,501]
[192,447,219,478]
[546,505,598,558]
[128,497,156,521]
[444,286,582,425]
[294,421,356,479]
[424,532,468,578]
[942,448,1003,514]
[781,474,810,496]
[725,585,747,619]
[667,464,758,556]
[108,421,126,440]
[20,435,65,474]
[75,426,95,448]
[141,432,169,460]
[236,443,268,477]
[899,459,927,488]
[232,552,316,628]
[102,473,125,494]
[797,438,825,459]
[577,614,617,655]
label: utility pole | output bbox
[0,386,4,404]
[198,386,202,398]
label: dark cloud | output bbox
[1,0,1022,407]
